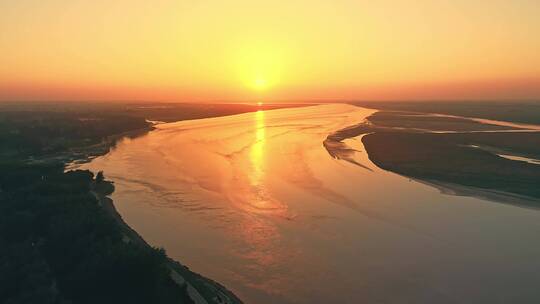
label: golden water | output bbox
[78,104,540,303]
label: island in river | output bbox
[343,102,540,206]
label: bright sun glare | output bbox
[253,78,268,90]
[233,44,284,92]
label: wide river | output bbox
[78,104,540,303]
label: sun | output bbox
[231,43,285,92]
[253,78,268,90]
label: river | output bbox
[76,104,540,304]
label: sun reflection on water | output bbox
[247,109,288,214]
[250,110,266,189]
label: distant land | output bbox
[356,100,540,125]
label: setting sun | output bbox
[231,42,286,93]
[253,78,268,90]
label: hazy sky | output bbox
[1,1,539,102]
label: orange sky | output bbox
[1,1,539,102]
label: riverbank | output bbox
[73,118,249,303]
[62,123,245,303]
[92,179,243,304]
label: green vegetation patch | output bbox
[0,162,193,304]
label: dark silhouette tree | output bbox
[96,171,104,183]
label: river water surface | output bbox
[77,104,540,304]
